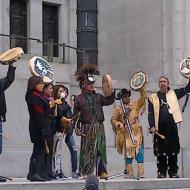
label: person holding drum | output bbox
[25,75,53,181]
[0,47,23,156]
[148,75,190,178]
[111,72,147,179]
[26,56,56,181]
[0,63,16,151]
[74,64,115,179]
[0,47,22,182]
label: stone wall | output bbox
[0,0,190,178]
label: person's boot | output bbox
[125,164,133,178]
[157,171,166,178]
[98,159,108,179]
[46,154,53,179]
[27,158,47,182]
[169,171,179,178]
[100,172,108,179]
[37,153,51,181]
[137,163,144,178]
[169,173,179,178]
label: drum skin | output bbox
[28,56,54,83]
[102,74,113,97]
[130,71,148,91]
[0,47,24,65]
[179,57,190,79]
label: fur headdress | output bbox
[116,88,131,100]
[75,64,98,89]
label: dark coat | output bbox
[25,90,51,144]
[0,65,16,122]
[74,91,115,124]
[148,80,190,155]
[55,99,72,133]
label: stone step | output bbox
[0,177,190,190]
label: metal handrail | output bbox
[0,33,81,63]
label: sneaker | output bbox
[72,172,78,179]
[52,172,68,180]
[57,172,68,179]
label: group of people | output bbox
[1,63,190,181]
[111,75,190,179]
[25,76,78,181]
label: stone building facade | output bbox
[0,0,190,178]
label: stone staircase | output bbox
[0,177,190,190]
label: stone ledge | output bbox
[0,178,190,190]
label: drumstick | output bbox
[44,140,50,154]
[71,112,81,121]
[0,132,8,140]
[154,132,165,140]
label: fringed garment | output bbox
[74,91,115,175]
[79,121,106,175]
[111,89,147,158]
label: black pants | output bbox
[31,143,44,160]
[157,154,178,176]
[30,143,47,177]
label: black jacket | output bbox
[0,65,16,122]
[25,90,51,144]
[56,99,72,133]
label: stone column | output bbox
[1,0,10,51]
[59,0,69,63]
[69,0,77,67]
[28,0,43,55]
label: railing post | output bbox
[47,39,53,62]
[10,34,16,48]
[62,43,65,64]
[50,39,54,62]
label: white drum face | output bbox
[29,56,54,82]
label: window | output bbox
[43,3,59,57]
[10,0,27,52]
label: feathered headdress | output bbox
[75,64,98,88]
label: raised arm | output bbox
[134,88,147,111]
[100,91,115,106]
[0,65,16,91]
[175,79,190,99]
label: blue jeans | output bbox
[65,134,77,173]
[0,121,2,154]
